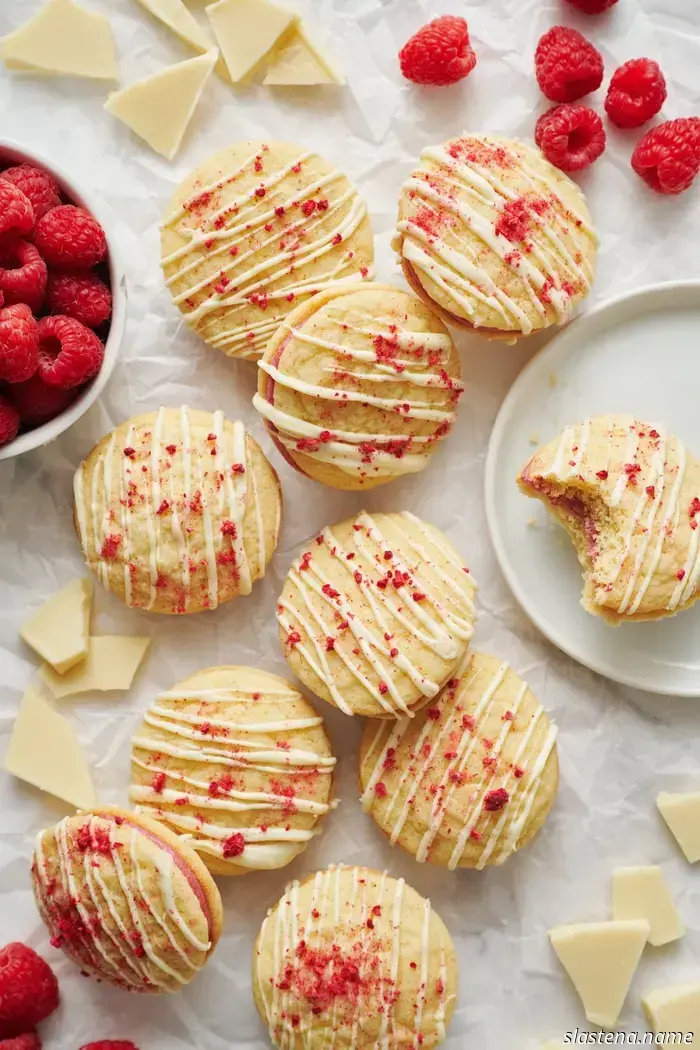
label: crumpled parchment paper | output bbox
[1,1,700,1047]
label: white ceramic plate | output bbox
[485,281,700,697]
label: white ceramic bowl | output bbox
[0,139,126,461]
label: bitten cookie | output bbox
[253,282,463,490]
[253,864,457,1050]
[359,652,559,870]
[394,134,598,341]
[518,415,700,623]
[161,141,375,360]
[277,510,477,718]
[130,665,336,875]
[31,806,223,993]
[73,406,281,614]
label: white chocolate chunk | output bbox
[1,0,118,80]
[549,920,650,1029]
[657,791,700,863]
[39,635,150,698]
[643,983,700,1040]
[263,21,344,85]
[105,50,217,160]
[20,578,92,675]
[612,866,685,947]
[4,683,96,809]
[206,0,296,83]
[132,0,212,51]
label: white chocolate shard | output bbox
[20,578,92,675]
[657,791,700,863]
[611,865,684,947]
[40,635,150,698]
[206,0,296,83]
[1,0,118,79]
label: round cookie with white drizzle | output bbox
[31,805,223,993]
[359,652,559,870]
[73,406,281,615]
[129,666,336,876]
[277,510,477,718]
[254,282,463,490]
[394,133,598,341]
[161,141,375,361]
[253,864,457,1050]
[518,414,700,623]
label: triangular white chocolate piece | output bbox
[20,578,92,675]
[612,865,685,946]
[1,0,118,80]
[206,0,296,84]
[264,22,343,85]
[657,791,700,862]
[133,0,212,52]
[643,984,700,1039]
[549,920,649,1029]
[4,683,96,809]
[105,50,217,160]
[39,635,151,698]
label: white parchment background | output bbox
[1,1,700,1047]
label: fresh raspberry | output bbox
[9,373,77,427]
[47,271,112,328]
[79,1043,140,1050]
[605,58,667,128]
[33,206,107,269]
[535,103,607,171]
[0,305,39,383]
[0,396,20,446]
[631,118,700,195]
[565,0,618,11]
[0,164,61,220]
[37,315,104,389]
[0,241,47,314]
[0,1033,41,1050]
[0,184,34,244]
[535,26,604,103]
[399,16,477,86]
[0,943,59,1037]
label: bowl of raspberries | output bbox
[0,140,126,459]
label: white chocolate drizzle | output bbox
[397,136,597,334]
[161,147,374,359]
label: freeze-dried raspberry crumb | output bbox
[631,118,700,195]
[0,305,38,383]
[535,26,604,103]
[0,240,47,314]
[222,832,245,858]
[399,15,477,86]
[9,373,76,427]
[37,315,104,389]
[0,183,34,242]
[535,104,606,171]
[0,943,59,1038]
[605,58,667,128]
[46,271,112,329]
[564,0,618,11]
[483,787,510,812]
[0,397,19,447]
[0,1033,41,1050]
[79,1043,140,1050]
[0,164,61,220]
[33,205,107,269]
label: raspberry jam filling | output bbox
[402,256,524,337]
[262,319,314,478]
[522,474,602,562]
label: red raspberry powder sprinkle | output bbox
[222,832,246,858]
[374,782,388,797]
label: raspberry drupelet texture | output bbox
[0,943,59,1037]
[47,271,112,329]
[565,0,618,11]
[535,104,606,171]
[0,241,47,314]
[0,184,34,242]
[10,373,77,427]
[399,15,477,86]
[605,58,667,128]
[0,397,20,446]
[631,118,700,195]
[0,164,61,220]
[0,305,39,383]
[33,205,107,269]
[0,1033,41,1050]
[535,26,604,103]
[37,315,104,389]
